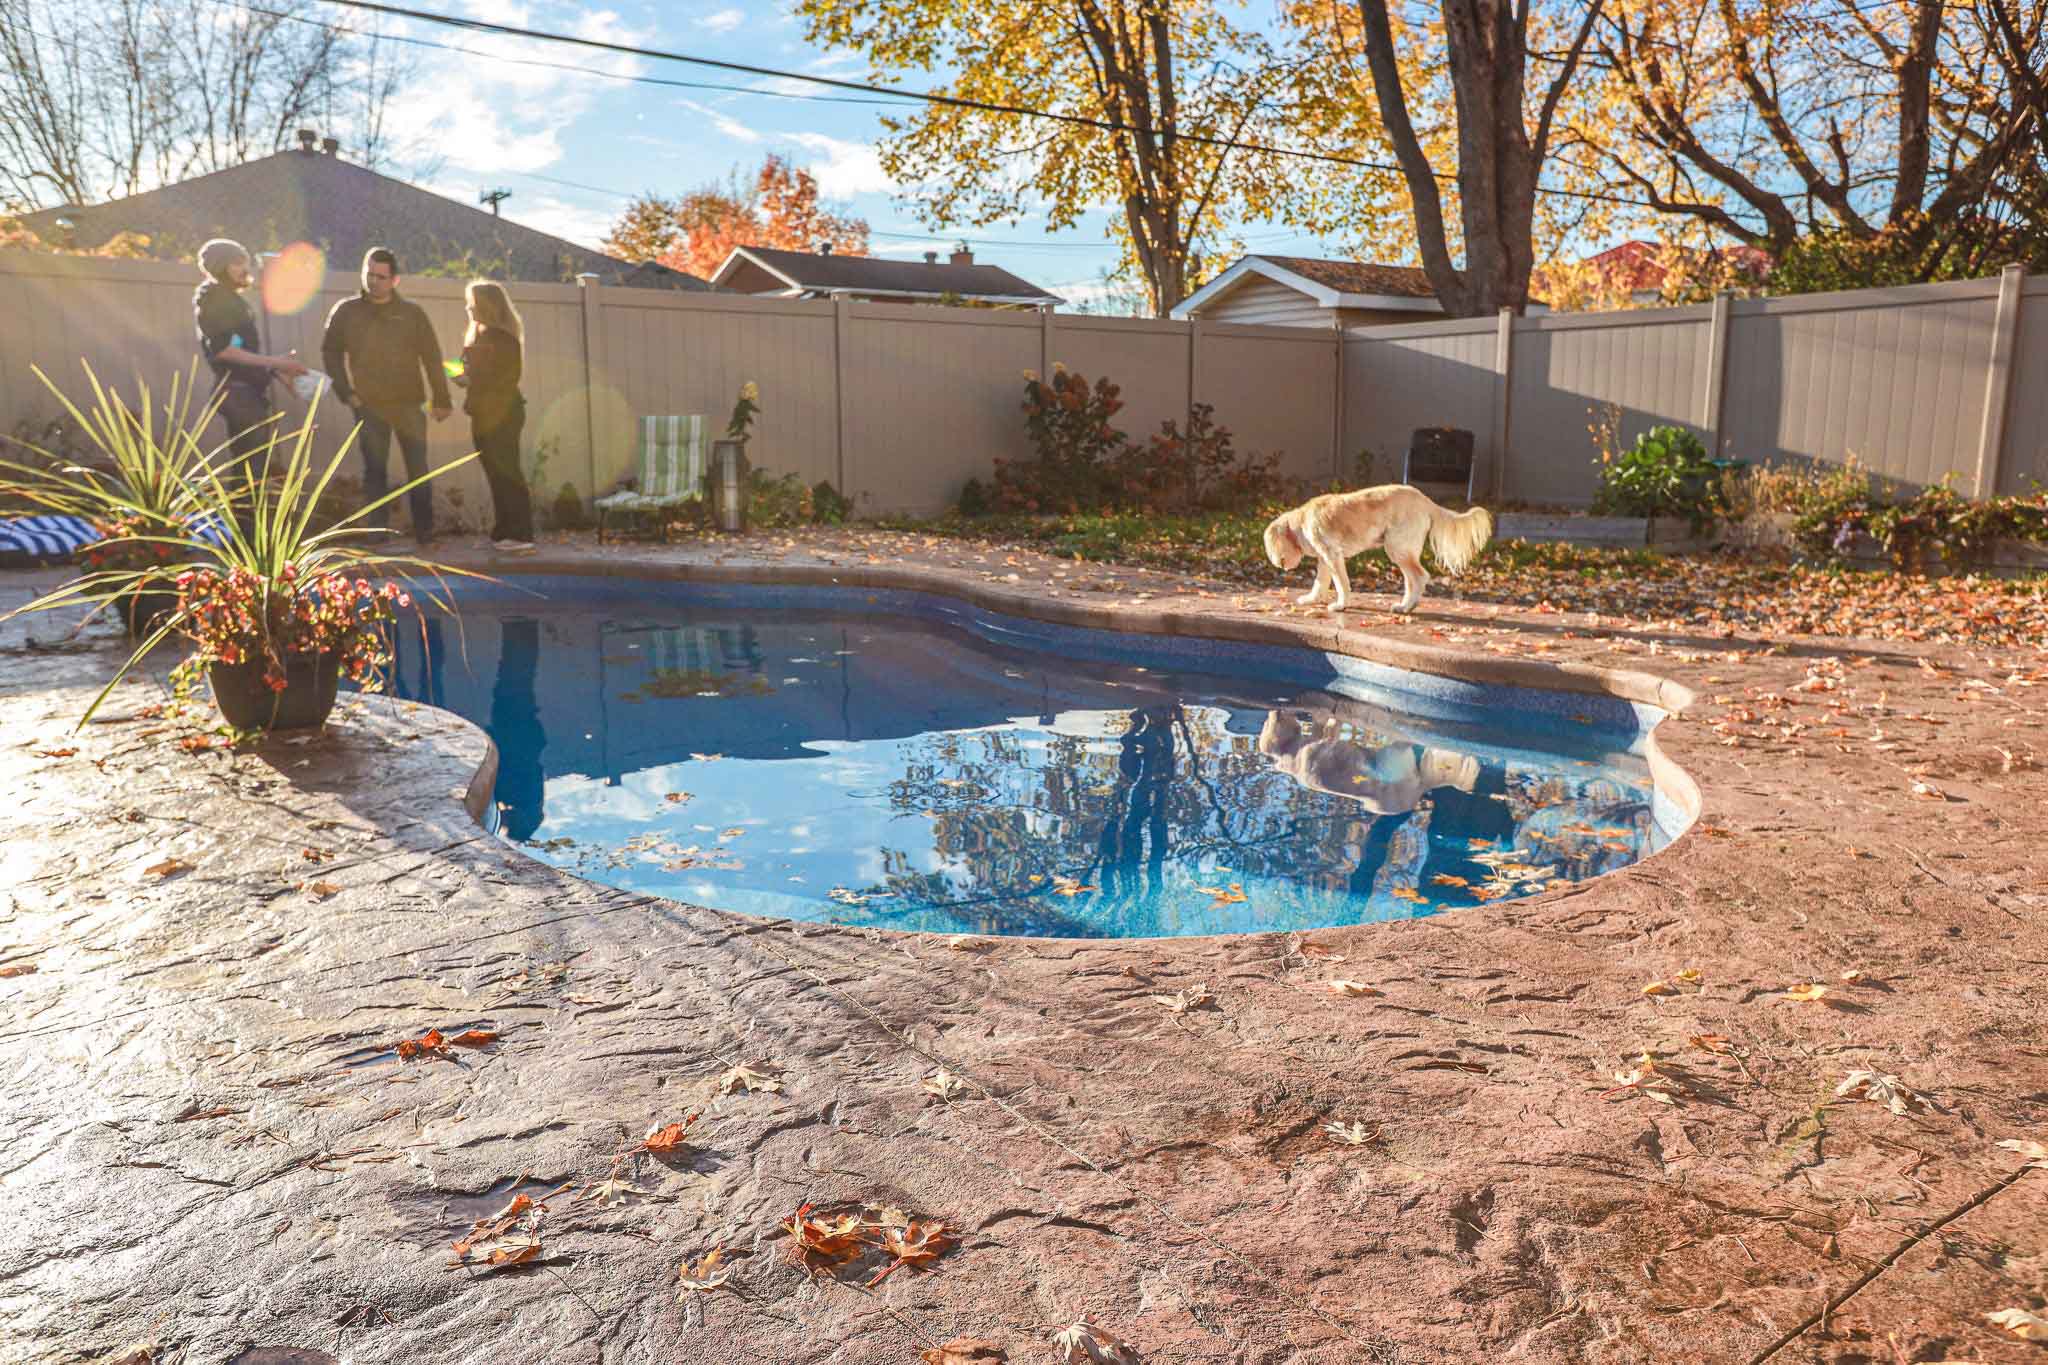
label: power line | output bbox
[308,0,1672,211]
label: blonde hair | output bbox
[464,279,523,345]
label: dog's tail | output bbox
[1426,502,1493,575]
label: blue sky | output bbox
[371,0,1349,306]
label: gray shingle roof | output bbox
[719,245,1060,303]
[19,149,706,290]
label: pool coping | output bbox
[444,549,1704,851]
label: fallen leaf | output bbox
[0,963,37,978]
[581,1174,646,1207]
[1429,874,1469,888]
[1779,983,1831,1003]
[781,1204,870,1268]
[1839,968,1867,983]
[448,1029,497,1048]
[1049,874,1097,897]
[32,746,77,758]
[637,1114,702,1154]
[868,1218,957,1285]
[946,935,986,952]
[1997,1137,2048,1170]
[922,1068,966,1100]
[1325,1120,1383,1146]
[1326,980,1382,997]
[1908,779,1948,801]
[1389,886,1429,904]
[1834,1070,1931,1116]
[1053,1315,1140,1365]
[305,880,342,899]
[1641,980,1677,997]
[394,1028,448,1061]
[921,1338,1009,1364]
[1150,982,1213,1014]
[144,856,193,878]
[1687,1034,1736,1055]
[1298,942,1346,961]
[1986,1307,2048,1341]
[1192,883,1247,907]
[676,1247,731,1294]
[718,1060,785,1095]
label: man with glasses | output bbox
[320,247,453,543]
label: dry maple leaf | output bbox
[676,1247,731,1295]
[1986,1307,2048,1341]
[1641,980,1677,997]
[1834,1070,1930,1116]
[1997,1137,2048,1169]
[1053,1315,1140,1365]
[582,1174,646,1207]
[718,1060,785,1095]
[1298,942,1345,961]
[304,880,341,899]
[921,1338,1008,1364]
[922,1068,966,1101]
[1325,980,1382,998]
[1325,1121,1383,1146]
[868,1218,957,1286]
[637,1113,702,1154]
[0,963,36,978]
[1780,983,1832,1003]
[1687,1034,1736,1055]
[448,1029,497,1048]
[1192,883,1247,906]
[781,1203,870,1267]
[1150,982,1212,1014]
[143,856,193,878]
[394,1028,449,1062]
[1430,874,1469,888]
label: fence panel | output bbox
[2003,279,2048,496]
[1341,320,1497,485]
[1201,325,1340,487]
[842,305,1039,516]
[1508,309,1710,505]
[1717,279,2000,488]
[1050,316,1190,455]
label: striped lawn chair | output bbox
[594,415,708,542]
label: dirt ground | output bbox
[2,531,2044,1365]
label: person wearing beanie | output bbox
[320,247,453,544]
[193,238,309,468]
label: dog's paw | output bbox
[1295,592,1323,606]
[1326,601,1348,616]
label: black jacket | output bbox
[194,280,268,391]
[320,292,452,416]
[460,326,523,433]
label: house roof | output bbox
[1581,240,1772,293]
[18,147,706,290]
[711,245,1062,305]
[1171,254,1444,320]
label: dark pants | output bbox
[474,403,532,542]
[217,385,273,537]
[356,404,432,537]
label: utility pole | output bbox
[479,188,512,217]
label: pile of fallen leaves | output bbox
[781,1202,958,1286]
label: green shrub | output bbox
[810,479,852,526]
[1591,425,1727,530]
[957,476,991,518]
[552,483,589,530]
[1789,468,2048,567]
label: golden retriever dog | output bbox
[1258,711,1481,815]
[1263,485,1493,614]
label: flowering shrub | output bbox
[174,565,407,692]
[1110,404,1284,513]
[84,510,187,574]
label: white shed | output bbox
[1170,255,1444,329]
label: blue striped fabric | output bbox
[0,511,233,564]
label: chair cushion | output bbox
[0,514,101,564]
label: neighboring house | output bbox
[1170,255,1445,328]
[1579,240,1771,305]
[18,130,704,290]
[711,244,1062,309]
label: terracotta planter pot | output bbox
[208,651,341,732]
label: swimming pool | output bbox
[384,577,1683,938]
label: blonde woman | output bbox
[457,280,532,551]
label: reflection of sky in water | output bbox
[385,605,1665,939]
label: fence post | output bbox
[1973,263,2026,498]
[576,274,603,502]
[1332,331,1346,483]
[1488,308,1514,502]
[833,295,852,495]
[1701,290,1733,455]
[1040,306,1053,379]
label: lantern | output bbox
[709,438,749,533]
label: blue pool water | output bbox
[382,578,1677,938]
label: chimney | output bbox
[297,128,318,152]
[949,241,973,267]
[320,136,339,156]
[923,250,938,265]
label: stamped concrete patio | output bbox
[2,532,2043,1365]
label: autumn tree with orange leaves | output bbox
[603,155,870,282]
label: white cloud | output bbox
[674,98,764,145]
[696,7,745,32]
[781,132,892,197]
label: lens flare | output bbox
[262,241,326,315]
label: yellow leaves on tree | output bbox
[602,155,870,282]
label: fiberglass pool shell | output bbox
[378,576,1695,940]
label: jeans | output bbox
[356,404,432,537]
[474,402,532,542]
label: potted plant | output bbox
[0,363,230,635]
[4,372,478,734]
[709,381,760,534]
